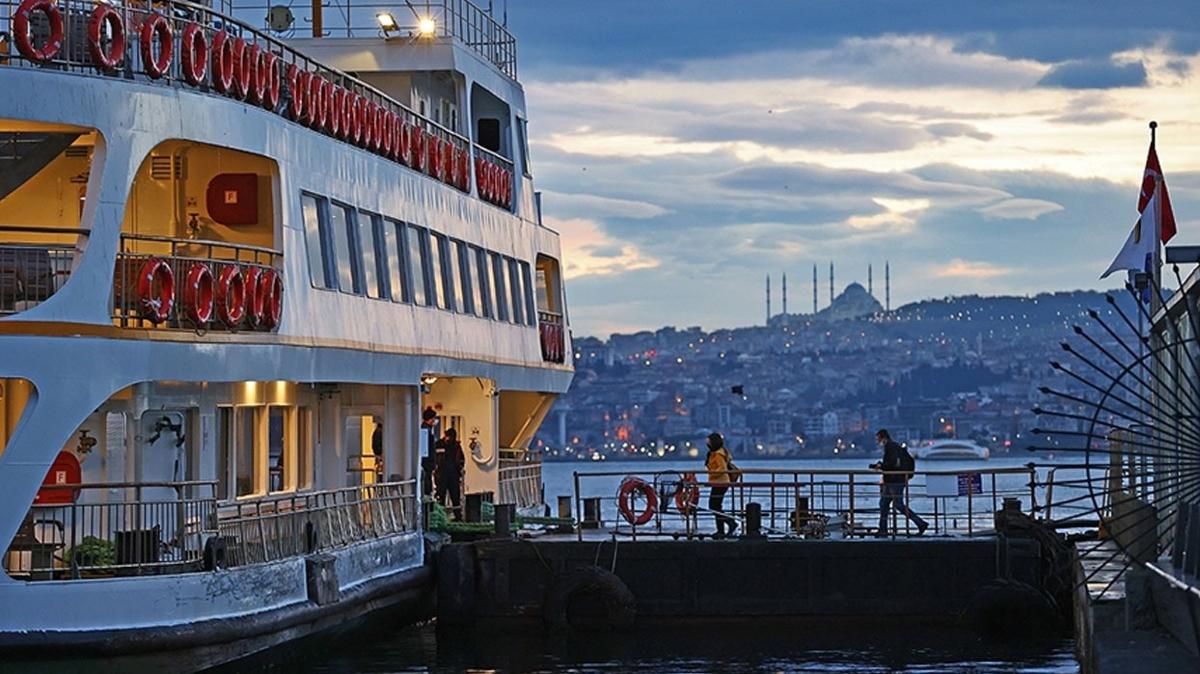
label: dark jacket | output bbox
[435,439,465,480]
[881,440,911,484]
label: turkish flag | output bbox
[1138,141,1177,243]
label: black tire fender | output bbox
[543,566,636,632]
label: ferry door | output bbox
[342,409,383,486]
[138,410,192,491]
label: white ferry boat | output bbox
[0,0,571,667]
[912,439,990,460]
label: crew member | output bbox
[435,428,465,520]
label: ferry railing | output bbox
[569,465,1098,541]
[216,479,418,566]
[474,143,514,211]
[0,0,474,192]
[3,481,218,580]
[498,450,542,509]
[112,232,280,330]
[0,225,87,315]
[537,310,565,363]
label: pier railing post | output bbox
[574,471,582,542]
[848,473,855,534]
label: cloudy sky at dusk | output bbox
[505,2,1200,337]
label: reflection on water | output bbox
[223,619,1078,674]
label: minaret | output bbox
[765,274,771,324]
[829,262,834,305]
[812,264,818,313]
[868,264,873,296]
[885,261,891,312]
[782,273,788,315]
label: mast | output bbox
[782,273,788,316]
[829,262,834,305]
[885,261,891,311]
[311,0,322,37]
[765,274,771,325]
[812,264,818,313]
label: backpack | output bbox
[897,445,915,479]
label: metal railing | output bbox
[570,466,1076,541]
[113,232,280,330]
[4,481,217,580]
[0,226,87,315]
[216,480,418,566]
[538,310,565,362]
[498,450,541,509]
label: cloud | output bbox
[540,190,670,220]
[977,198,1065,220]
[1038,58,1148,89]
[925,122,994,141]
[546,216,659,279]
[934,259,1017,279]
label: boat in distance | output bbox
[912,439,990,460]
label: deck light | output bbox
[417,17,436,37]
[376,12,398,34]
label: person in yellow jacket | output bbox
[704,432,739,538]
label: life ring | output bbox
[303,73,321,128]
[412,127,427,172]
[457,150,470,190]
[329,86,345,138]
[343,93,360,144]
[210,32,236,93]
[260,52,280,110]
[230,38,252,99]
[321,80,338,135]
[139,13,172,80]
[242,267,265,328]
[260,269,283,329]
[426,135,441,177]
[243,44,263,103]
[371,105,387,153]
[439,139,453,183]
[674,473,701,515]
[182,263,214,327]
[286,65,306,120]
[87,4,125,72]
[14,0,64,64]
[617,477,657,526]
[398,121,413,165]
[214,265,246,328]
[381,111,396,157]
[180,24,207,86]
[136,258,174,324]
[357,99,373,148]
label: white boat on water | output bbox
[0,0,569,667]
[912,439,990,460]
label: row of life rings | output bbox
[135,258,282,330]
[616,474,701,526]
[475,156,512,209]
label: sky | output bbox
[504,1,1200,337]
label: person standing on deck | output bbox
[435,428,466,520]
[872,429,928,536]
[705,432,740,539]
[420,408,438,497]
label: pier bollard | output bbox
[465,493,485,522]
[582,497,603,529]
[558,495,573,520]
[744,502,764,539]
[494,504,516,538]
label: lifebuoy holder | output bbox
[617,476,657,527]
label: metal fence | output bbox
[498,451,542,509]
[4,481,217,580]
[0,226,86,315]
[216,480,418,566]
[571,466,1066,541]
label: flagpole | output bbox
[1151,120,1161,309]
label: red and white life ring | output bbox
[426,135,441,178]
[242,267,265,329]
[13,0,63,64]
[457,150,470,191]
[87,4,125,72]
[370,104,386,153]
[286,66,307,120]
[618,476,658,526]
[381,111,396,157]
[210,32,236,93]
[306,75,326,130]
[182,263,215,327]
[412,127,427,172]
[230,38,251,99]
[344,93,360,144]
[139,13,172,79]
[136,258,174,324]
[244,44,264,103]
[357,99,373,148]
[397,121,412,165]
[439,139,453,183]
[674,473,701,515]
[260,269,283,330]
[180,24,207,86]
[214,265,246,328]
[329,86,345,138]
[260,52,280,110]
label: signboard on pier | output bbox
[956,473,983,496]
[925,472,982,497]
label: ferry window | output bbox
[298,407,315,489]
[217,407,233,500]
[268,407,287,493]
[358,211,384,299]
[236,407,259,497]
[329,203,359,294]
[536,255,563,314]
[452,239,471,314]
[520,261,536,325]
[470,246,488,318]
[404,225,429,306]
[429,233,450,310]
[301,194,332,289]
[490,252,509,321]
[516,117,532,177]
[507,257,524,324]
[477,118,501,153]
[383,219,408,303]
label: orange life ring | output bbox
[215,265,246,328]
[180,24,207,86]
[260,52,280,110]
[210,32,235,93]
[87,4,125,72]
[618,477,657,526]
[286,66,306,120]
[14,0,64,64]
[182,263,214,327]
[457,150,470,190]
[260,269,283,330]
[242,267,265,328]
[136,258,175,324]
[440,139,454,183]
[674,473,701,515]
[139,13,172,79]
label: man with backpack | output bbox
[871,429,928,536]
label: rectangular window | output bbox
[405,225,429,306]
[536,266,551,312]
[217,407,233,500]
[470,246,488,318]
[453,239,471,314]
[301,194,331,288]
[516,117,532,177]
[429,233,449,310]
[236,407,258,497]
[298,407,314,489]
[491,252,509,321]
[383,219,407,303]
[268,407,286,493]
[359,211,383,299]
[519,261,536,325]
[329,203,358,294]
[507,257,524,324]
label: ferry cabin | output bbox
[0,0,570,657]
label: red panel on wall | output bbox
[34,451,81,505]
[206,173,259,225]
